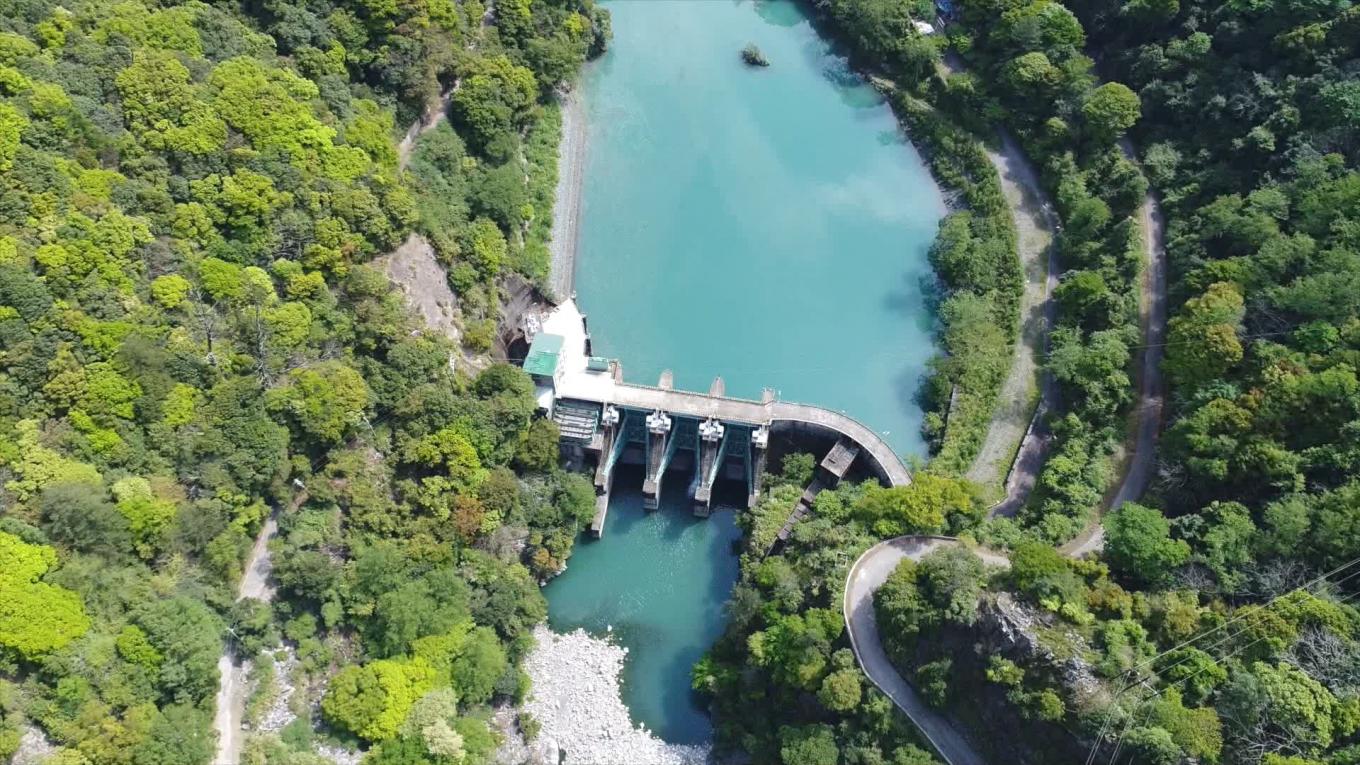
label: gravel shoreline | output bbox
[517,625,712,765]
[547,87,587,303]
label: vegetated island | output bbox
[742,43,770,67]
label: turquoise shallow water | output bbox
[544,0,944,745]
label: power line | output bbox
[1087,558,1360,764]
[1086,557,1360,764]
[1104,572,1360,765]
[1104,571,1360,764]
[1084,555,1360,764]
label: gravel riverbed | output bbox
[516,625,712,765]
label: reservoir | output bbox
[543,0,945,745]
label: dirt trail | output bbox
[212,516,278,765]
[931,55,1061,514]
[1061,165,1167,557]
[396,87,454,172]
[213,493,303,765]
[965,133,1059,505]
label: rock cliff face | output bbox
[894,593,1104,764]
[976,593,1104,703]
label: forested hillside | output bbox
[0,0,606,763]
[698,1,1360,764]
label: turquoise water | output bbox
[545,0,945,745]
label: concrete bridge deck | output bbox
[597,383,911,486]
[538,300,912,522]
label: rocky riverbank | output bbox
[547,87,587,302]
[515,625,711,765]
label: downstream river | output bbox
[544,0,945,745]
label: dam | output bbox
[524,300,913,534]
[540,0,944,744]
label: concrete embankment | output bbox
[547,89,587,302]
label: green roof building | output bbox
[524,333,564,379]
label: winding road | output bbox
[843,182,1168,764]
[848,69,1171,765]
[844,537,1011,765]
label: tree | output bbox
[267,362,371,444]
[890,745,937,765]
[875,558,929,637]
[1083,82,1141,142]
[131,703,214,765]
[450,627,508,704]
[0,102,27,173]
[135,597,224,704]
[470,161,529,232]
[1103,504,1190,587]
[464,217,507,279]
[852,474,973,536]
[1001,52,1061,100]
[1009,541,1084,603]
[1122,726,1181,765]
[112,476,178,559]
[450,55,536,159]
[1149,690,1224,763]
[916,658,953,707]
[779,724,839,765]
[150,274,192,309]
[361,568,471,658]
[322,658,437,742]
[1221,662,1342,757]
[1309,482,1360,569]
[817,669,862,712]
[916,546,987,625]
[1193,502,1257,589]
[1054,270,1112,327]
[1164,283,1246,389]
[398,689,464,759]
[514,418,560,473]
[39,481,132,558]
[0,532,90,661]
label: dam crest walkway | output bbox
[537,300,913,489]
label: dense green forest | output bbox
[695,0,1360,764]
[3,0,1359,764]
[0,0,606,763]
[696,456,978,765]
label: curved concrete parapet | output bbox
[768,402,912,487]
[843,536,1010,765]
[545,299,914,489]
[598,383,913,488]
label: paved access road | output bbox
[843,537,1011,765]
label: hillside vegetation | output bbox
[698,1,1360,764]
[0,0,607,763]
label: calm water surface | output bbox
[545,0,945,744]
